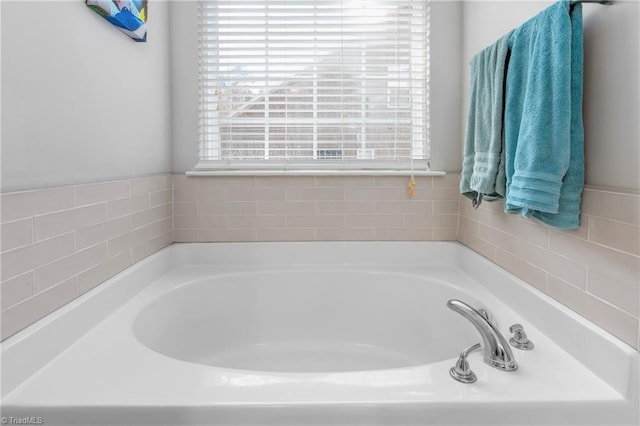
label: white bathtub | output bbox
[1,242,638,426]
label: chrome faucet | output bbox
[447,299,518,372]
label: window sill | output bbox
[186,169,446,177]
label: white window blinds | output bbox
[198,0,430,170]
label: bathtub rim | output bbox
[1,241,638,404]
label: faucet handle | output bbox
[449,343,481,384]
[509,323,534,350]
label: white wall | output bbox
[170,0,199,173]
[1,0,172,192]
[169,0,464,173]
[462,0,640,190]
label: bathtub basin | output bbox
[133,269,478,373]
[1,242,638,426]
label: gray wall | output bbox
[169,0,464,173]
[4,1,635,189]
[462,0,640,190]
[1,0,172,192]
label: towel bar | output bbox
[571,0,612,5]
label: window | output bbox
[197,0,431,171]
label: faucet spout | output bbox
[447,299,518,372]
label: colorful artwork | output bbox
[86,1,148,42]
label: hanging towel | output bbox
[504,0,584,229]
[460,32,512,203]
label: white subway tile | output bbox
[257,201,315,215]
[174,188,199,202]
[374,228,434,241]
[582,189,640,226]
[228,215,286,229]
[515,240,588,290]
[107,195,149,219]
[227,188,285,202]
[197,176,255,189]
[463,233,497,262]
[375,176,430,188]
[34,243,107,292]
[198,229,257,242]
[315,176,374,187]
[76,181,130,206]
[34,204,106,242]
[494,249,547,291]
[345,187,403,201]
[475,224,519,254]
[174,215,226,230]
[108,226,150,257]
[174,202,198,217]
[1,277,78,340]
[550,232,639,290]
[287,215,345,228]
[487,210,550,249]
[404,186,459,201]
[375,200,432,215]
[195,188,228,202]
[316,228,375,241]
[150,218,173,238]
[1,272,34,310]
[164,175,173,190]
[198,201,256,216]
[587,269,639,318]
[132,204,172,228]
[589,216,640,256]
[458,215,480,235]
[147,175,169,192]
[130,177,151,196]
[546,274,639,348]
[1,219,33,252]
[1,233,75,281]
[257,228,315,241]
[173,174,197,189]
[131,175,169,196]
[434,227,458,240]
[76,216,133,250]
[434,200,459,215]
[286,187,344,201]
[316,201,374,215]
[150,189,172,207]
[132,232,172,263]
[346,215,403,228]
[432,174,460,188]
[405,214,459,228]
[255,176,315,188]
[1,187,74,222]
[77,251,133,295]
[174,229,198,242]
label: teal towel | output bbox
[460,32,512,202]
[504,0,584,229]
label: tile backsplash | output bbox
[173,174,460,242]
[2,172,639,352]
[458,186,640,350]
[1,175,173,339]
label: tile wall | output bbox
[0,175,173,339]
[458,186,640,350]
[2,172,638,352]
[173,174,460,242]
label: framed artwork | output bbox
[86,1,148,42]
